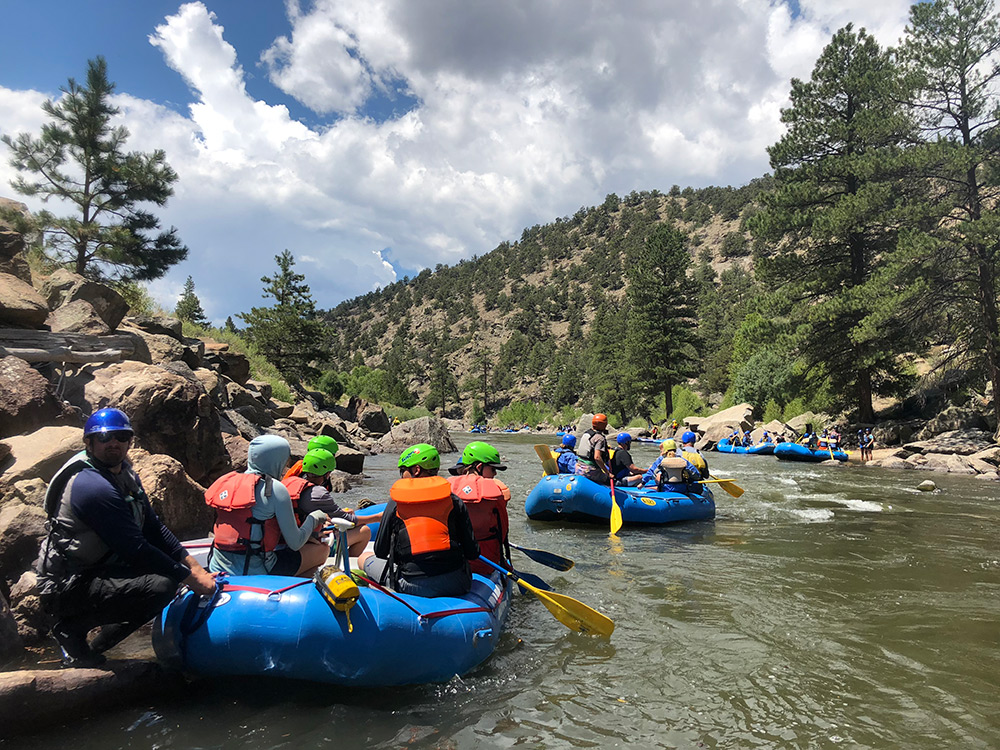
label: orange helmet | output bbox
[592,413,608,429]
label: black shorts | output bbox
[270,547,302,576]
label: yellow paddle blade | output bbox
[697,478,744,498]
[519,577,615,638]
[533,444,559,476]
[610,495,623,534]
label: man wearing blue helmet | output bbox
[37,408,216,667]
[609,433,644,486]
[554,433,578,474]
[678,430,709,479]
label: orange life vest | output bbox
[282,460,304,481]
[448,474,510,575]
[390,476,458,556]
[204,472,281,560]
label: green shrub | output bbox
[495,401,553,427]
[782,397,808,422]
[315,370,344,401]
[762,399,783,423]
[669,385,705,421]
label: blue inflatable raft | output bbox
[773,442,848,462]
[525,475,715,525]
[716,439,775,455]
[153,569,512,687]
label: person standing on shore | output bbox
[861,428,875,461]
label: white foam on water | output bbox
[830,498,883,512]
[788,507,834,522]
[775,477,799,487]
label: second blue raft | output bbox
[773,442,848,462]
[525,474,715,525]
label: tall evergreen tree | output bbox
[175,276,208,326]
[1,57,187,282]
[585,301,633,422]
[624,222,700,416]
[899,0,1000,429]
[239,250,325,383]
[750,25,927,422]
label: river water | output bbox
[12,434,1000,749]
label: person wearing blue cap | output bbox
[554,433,578,474]
[37,408,216,668]
[609,433,644,486]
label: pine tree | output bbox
[624,222,701,416]
[239,250,325,383]
[899,0,1000,429]
[175,276,208,326]
[585,300,633,423]
[1,57,187,282]
[750,25,928,422]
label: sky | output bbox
[0,0,915,324]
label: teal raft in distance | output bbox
[773,442,848,462]
[525,474,715,525]
[153,570,512,687]
[716,439,775,455]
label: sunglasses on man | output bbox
[94,431,133,444]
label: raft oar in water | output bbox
[478,557,614,638]
[511,544,574,571]
[697,477,744,498]
[609,473,623,535]
[533,444,559,476]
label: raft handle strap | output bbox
[353,573,497,622]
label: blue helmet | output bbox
[616,432,632,445]
[561,434,577,448]
[681,430,697,444]
[84,407,133,437]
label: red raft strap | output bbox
[353,573,498,621]
[221,576,500,620]
[222,580,312,597]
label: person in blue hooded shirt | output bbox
[205,434,330,578]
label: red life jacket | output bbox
[281,475,310,521]
[448,474,510,576]
[204,472,281,559]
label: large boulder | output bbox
[686,403,755,436]
[78,361,229,484]
[0,199,32,283]
[202,346,250,386]
[0,426,84,499]
[129,449,213,539]
[334,445,365,475]
[0,273,49,327]
[0,356,72,439]
[44,298,111,335]
[38,269,129,330]
[375,417,457,455]
[0,501,46,587]
[914,405,990,440]
[357,404,391,436]
[123,315,183,340]
[0,593,23,665]
[118,324,186,366]
[10,570,46,645]
[903,429,994,456]
[222,434,250,473]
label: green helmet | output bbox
[307,435,339,454]
[461,441,507,470]
[301,448,336,475]
[398,443,440,470]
